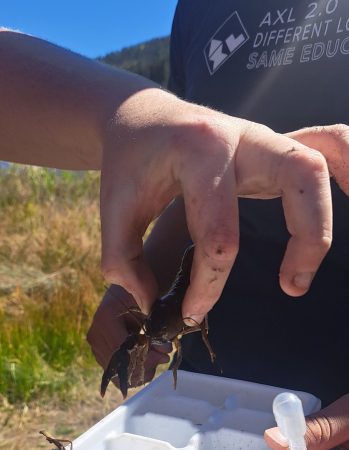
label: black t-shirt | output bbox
[169,0,349,406]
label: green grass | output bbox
[0,165,104,404]
[0,281,97,403]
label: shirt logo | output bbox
[204,11,249,75]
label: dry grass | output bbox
[0,371,125,450]
[0,164,162,448]
[0,165,103,406]
[0,165,119,448]
[0,165,116,450]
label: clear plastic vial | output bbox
[273,392,307,450]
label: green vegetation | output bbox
[0,166,103,403]
[98,36,170,86]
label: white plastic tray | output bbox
[71,370,321,450]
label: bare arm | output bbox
[0,29,157,169]
[2,29,347,322]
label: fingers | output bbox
[265,394,349,450]
[227,122,334,298]
[277,149,332,296]
[176,120,333,317]
[177,132,239,323]
[287,124,349,196]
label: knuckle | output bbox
[302,234,332,253]
[241,120,272,138]
[312,124,349,155]
[171,116,208,153]
[101,264,121,284]
[175,115,235,159]
[191,117,217,137]
[318,235,332,252]
[287,149,328,176]
[328,123,349,138]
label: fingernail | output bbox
[293,272,314,290]
[265,428,288,447]
[184,314,204,326]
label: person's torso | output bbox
[170,0,349,405]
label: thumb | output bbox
[264,394,349,450]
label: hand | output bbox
[86,285,171,390]
[2,32,348,324]
[101,89,348,323]
[264,394,349,450]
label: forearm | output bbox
[0,30,158,169]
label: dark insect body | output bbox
[100,245,216,399]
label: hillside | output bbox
[98,36,170,87]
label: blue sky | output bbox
[1,0,178,58]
